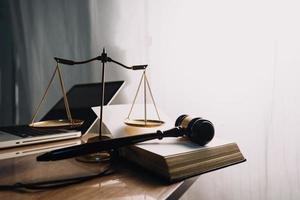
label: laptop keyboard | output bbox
[0,126,67,138]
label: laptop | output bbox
[0,139,82,160]
[0,81,125,149]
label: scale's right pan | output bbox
[124,118,164,128]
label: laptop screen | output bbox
[42,81,124,134]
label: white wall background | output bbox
[87,1,300,198]
[88,0,300,147]
[8,0,300,148]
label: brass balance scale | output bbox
[30,52,163,129]
[29,49,164,162]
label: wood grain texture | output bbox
[0,154,185,200]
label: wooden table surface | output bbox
[0,140,195,200]
[2,122,299,200]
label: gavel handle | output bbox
[37,128,183,161]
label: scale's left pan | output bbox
[29,119,84,128]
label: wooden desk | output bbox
[0,141,196,200]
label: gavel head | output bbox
[175,115,215,146]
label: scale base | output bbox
[76,135,112,163]
[124,118,164,127]
[29,119,84,128]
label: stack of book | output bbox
[93,104,245,182]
